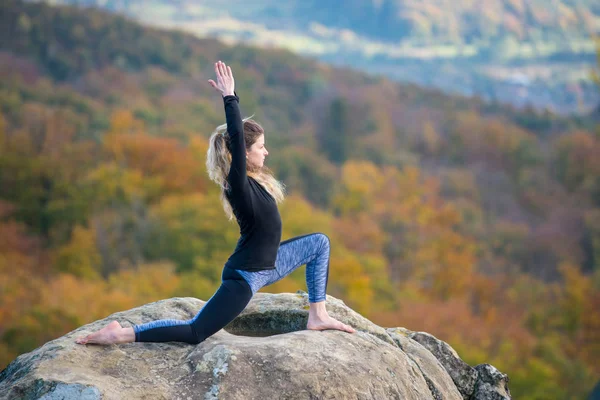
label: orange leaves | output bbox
[106,262,182,305]
[103,112,209,195]
[332,213,385,255]
[0,203,40,254]
[333,160,477,302]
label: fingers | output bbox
[214,61,232,79]
[214,61,224,83]
[210,61,233,93]
[218,61,227,78]
[214,61,220,79]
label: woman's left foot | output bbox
[307,315,356,333]
[75,320,124,345]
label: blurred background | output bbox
[1,0,599,398]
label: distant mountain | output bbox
[41,0,600,48]
[30,0,600,113]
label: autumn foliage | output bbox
[0,1,599,398]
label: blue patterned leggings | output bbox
[133,233,331,343]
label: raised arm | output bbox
[209,61,253,217]
[223,92,248,193]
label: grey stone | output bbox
[387,328,463,400]
[472,364,511,400]
[408,331,481,399]
[0,292,510,400]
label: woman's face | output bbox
[246,134,268,170]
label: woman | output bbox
[75,61,355,346]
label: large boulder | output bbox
[0,291,511,399]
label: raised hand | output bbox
[208,60,235,97]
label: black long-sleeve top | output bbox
[222,93,282,272]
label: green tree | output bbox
[319,98,350,164]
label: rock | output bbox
[409,332,479,399]
[387,328,463,400]
[228,290,396,346]
[472,364,511,400]
[0,291,511,400]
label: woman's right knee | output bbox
[190,277,253,343]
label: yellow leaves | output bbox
[150,191,232,242]
[329,250,373,315]
[85,162,161,205]
[557,262,591,331]
[421,121,441,156]
[108,110,145,136]
[341,161,384,193]
[151,192,206,223]
[333,160,384,215]
[147,191,238,275]
[258,276,300,297]
[107,262,181,304]
[279,194,333,239]
[176,272,219,302]
[54,225,101,280]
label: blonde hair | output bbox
[206,116,286,221]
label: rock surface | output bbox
[0,291,511,399]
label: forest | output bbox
[42,0,600,114]
[1,1,600,398]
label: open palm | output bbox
[208,61,235,97]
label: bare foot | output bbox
[307,315,356,333]
[75,320,125,345]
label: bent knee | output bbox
[315,233,330,251]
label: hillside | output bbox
[38,0,600,114]
[42,0,600,50]
[1,1,600,397]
